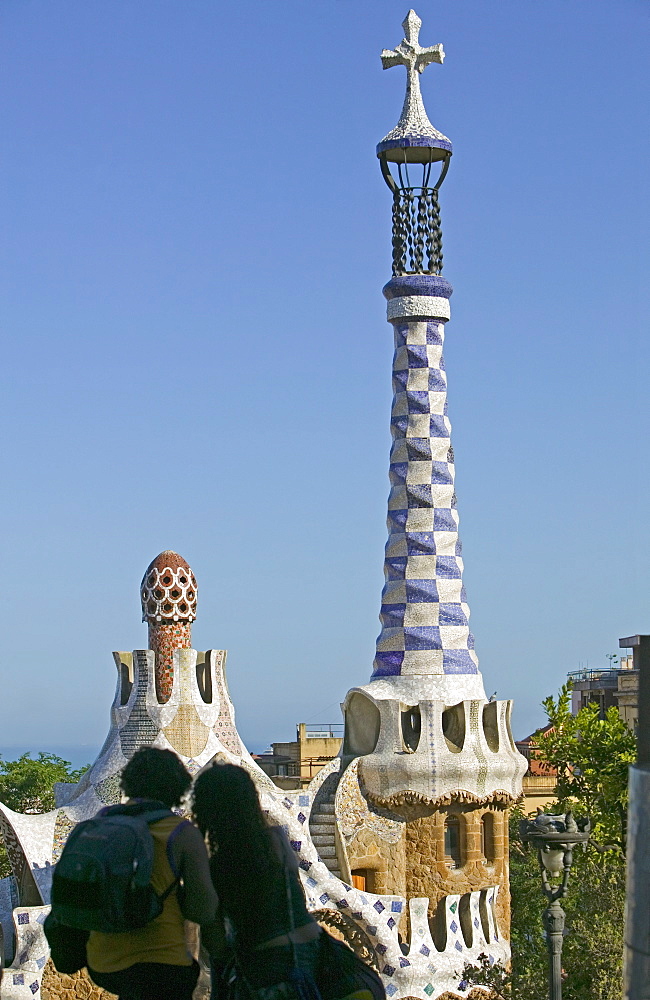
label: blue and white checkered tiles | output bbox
[372,276,478,680]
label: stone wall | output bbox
[41,962,211,1000]
[346,824,406,898]
[343,795,511,946]
[41,964,115,1000]
[405,803,510,940]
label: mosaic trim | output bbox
[213,651,247,755]
[337,759,402,846]
[163,703,209,758]
[469,701,489,795]
[94,772,123,806]
[0,814,26,884]
[119,651,159,757]
[365,788,518,811]
[52,813,75,864]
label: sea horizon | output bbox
[0,743,269,770]
[0,745,99,770]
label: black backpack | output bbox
[50,801,182,933]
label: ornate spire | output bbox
[140,550,197,703]
[377,11,452,276]
[377,10,452,162]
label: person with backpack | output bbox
[192,763,385,1000]
[51,747,219,1000]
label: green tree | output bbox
[463,841,625,1000]
[0,753,89,879]
[535,682,635,852]
[463,683,631,999]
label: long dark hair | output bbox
[192,763,281,933]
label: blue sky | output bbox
[1,0,647,755]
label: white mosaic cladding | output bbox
[1,905,49,999]
[344,685,526,806]
[387,296,450,322]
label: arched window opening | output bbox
[118,656,133,706]
[444,816,462,868]
[401,705,421,752]
[481,812,495,863]
[430,900,447,953]
[479,889,492,943]
[196,654,213,704]
[442,703,465,753]
[459,893,473,948]
[482,701,500,752]
[343,693,381,756]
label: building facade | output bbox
[515,727,558,814]
[255,724,344,790]
[569,648,639,730]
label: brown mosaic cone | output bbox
[140,551,197,704]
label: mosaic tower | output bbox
[338,10,527,990]
[141,550,197,703]
[373,11,474,688]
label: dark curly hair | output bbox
[120,747,191,808]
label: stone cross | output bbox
[381,9,445,76]
[380,10,445,144]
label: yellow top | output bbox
[86,815,192,972]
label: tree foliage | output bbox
[535,682,635,851]
[463,683,631,999]
[0,753,89,879]
[0,753,87,814]
[463,842,625,1000]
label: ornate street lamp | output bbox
[519,812,591,1000]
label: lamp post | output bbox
[519,812,591,1000]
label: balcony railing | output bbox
[567,669,620,683]
[304,724,344,739]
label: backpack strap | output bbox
[157,817,192,903]
[165,818,192,879]
[158,876,181,905]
